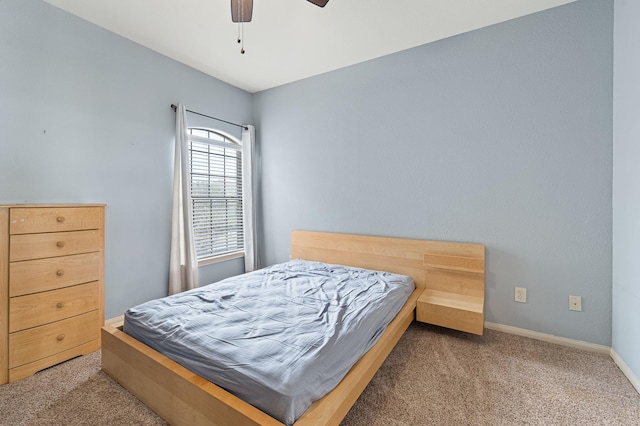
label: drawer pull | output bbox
[56,269,65,277]
[56,302,65,309]
[56,216,66,223]
[56,334,66,342]
[56,241,66,248]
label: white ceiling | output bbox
[43,0,576,93]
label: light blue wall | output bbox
[613,0,640,384]
[254,0,614,345]
[0,0,251,318]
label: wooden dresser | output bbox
[0,204,105,384]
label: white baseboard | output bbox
[484,322,610,354]
[610,348,640,394]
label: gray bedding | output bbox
[123,259,414,425]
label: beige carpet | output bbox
[1,322,638,425]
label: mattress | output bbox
[123,259,414,425]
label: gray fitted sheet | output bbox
[123,259,414,425]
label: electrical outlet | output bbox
[515,287,527,303]
[569,295,582,311]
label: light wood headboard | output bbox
[291,230,484,290]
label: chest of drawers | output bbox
[0,204,105,383]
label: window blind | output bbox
[188,129,244,260]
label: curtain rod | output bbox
[171,104,248,130]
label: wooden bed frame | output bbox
[101,231,482,425]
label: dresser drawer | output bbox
[9,252,101,297]
[9,282,99,333]
[10,230,101,262]
[9,207,103,235]
[8,310,100,369]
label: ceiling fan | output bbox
[231,0,329,23]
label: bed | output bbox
[101,231,484,425]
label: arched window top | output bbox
[188,127,241,148]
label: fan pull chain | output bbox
[237,23,245,54]
[235,0,245,54]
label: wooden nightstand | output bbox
[416,251,485,335]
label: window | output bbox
[187,128,243,262]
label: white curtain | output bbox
[169,103,199,295]
[242,124,258,272]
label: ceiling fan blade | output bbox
[231,0,253,22]
[307,0,329,7]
